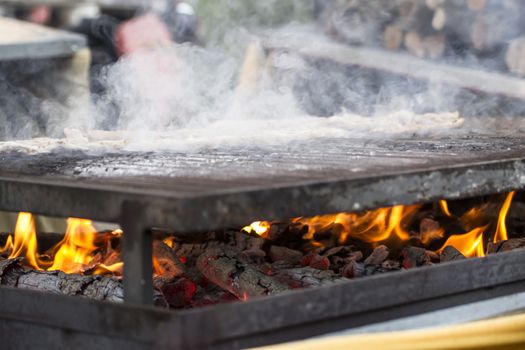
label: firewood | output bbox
[196,249,289,299]
[275,267,347,289]
[506,37,525,76]
[268,246,303,265]
[239,248,266,264]
[152,240,185,288]
[487,238,525,255]
[0,258,123,302]
[404,31,426,58]
[440,246,466,262]
[342,260,398,279]
[431,7,446,31]
[425,0,444,10]
[383,24,404,51]
[175,230,265,259]
[467,0,487,12]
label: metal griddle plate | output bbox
[0,135,524,232]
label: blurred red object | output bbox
[115,14,173,56]
[28,5,52,25]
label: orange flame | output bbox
[47,218,98,273]
[439,226,487,258]
[493,192,515,243]
[244,205,421,246]
[439,200,453,217]
[3,212,41,269]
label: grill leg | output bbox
[121,201,153,305]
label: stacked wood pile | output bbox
[319,0,525,76]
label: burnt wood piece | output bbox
[152,240,185,288]
[402,246,432,268]
[2,248,525,349]
[0,258,123,302]
[275,267,347,289]
[175,231,264,259]
[440,246,466,262]
[196,249,290,299]
[487,238,525,255]
[364,245,390,265]
[268,246,303,265]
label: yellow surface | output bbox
[254,313,525,350]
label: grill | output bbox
[0,135,525,349]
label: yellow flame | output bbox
[439,226,487,258]
[47,218,98,273]
[242,221,271,236]
[4,212,41,269]
[439,200,453,217]
[493,192,515,243]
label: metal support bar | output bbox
[121,201,153,305]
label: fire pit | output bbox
[0,135,524,348]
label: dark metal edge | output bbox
[0,158,523,232]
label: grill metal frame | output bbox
[0,137,524,303]
[1,249,525,349]
[0,136,524,348]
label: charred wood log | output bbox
[0,258,123,302]
[196,249,290,299]
[487,238,525,255]
[152,240,185,288]
[275,267,347,289]
[268,245,303,265]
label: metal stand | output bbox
[120,201,153,305]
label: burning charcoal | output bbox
[153,240,186,288]
[487,238,525,254]
[402,246,431,269]
[160,277,197,308]
[322,246,346,257]
[302,253,330,271]
[196,249,290,299]
[364,245,389,266]
[381,259,401,271]
[342,261,365,279]
[268,246,303,265]
[239,248,266,264]
[440,246,466,263]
